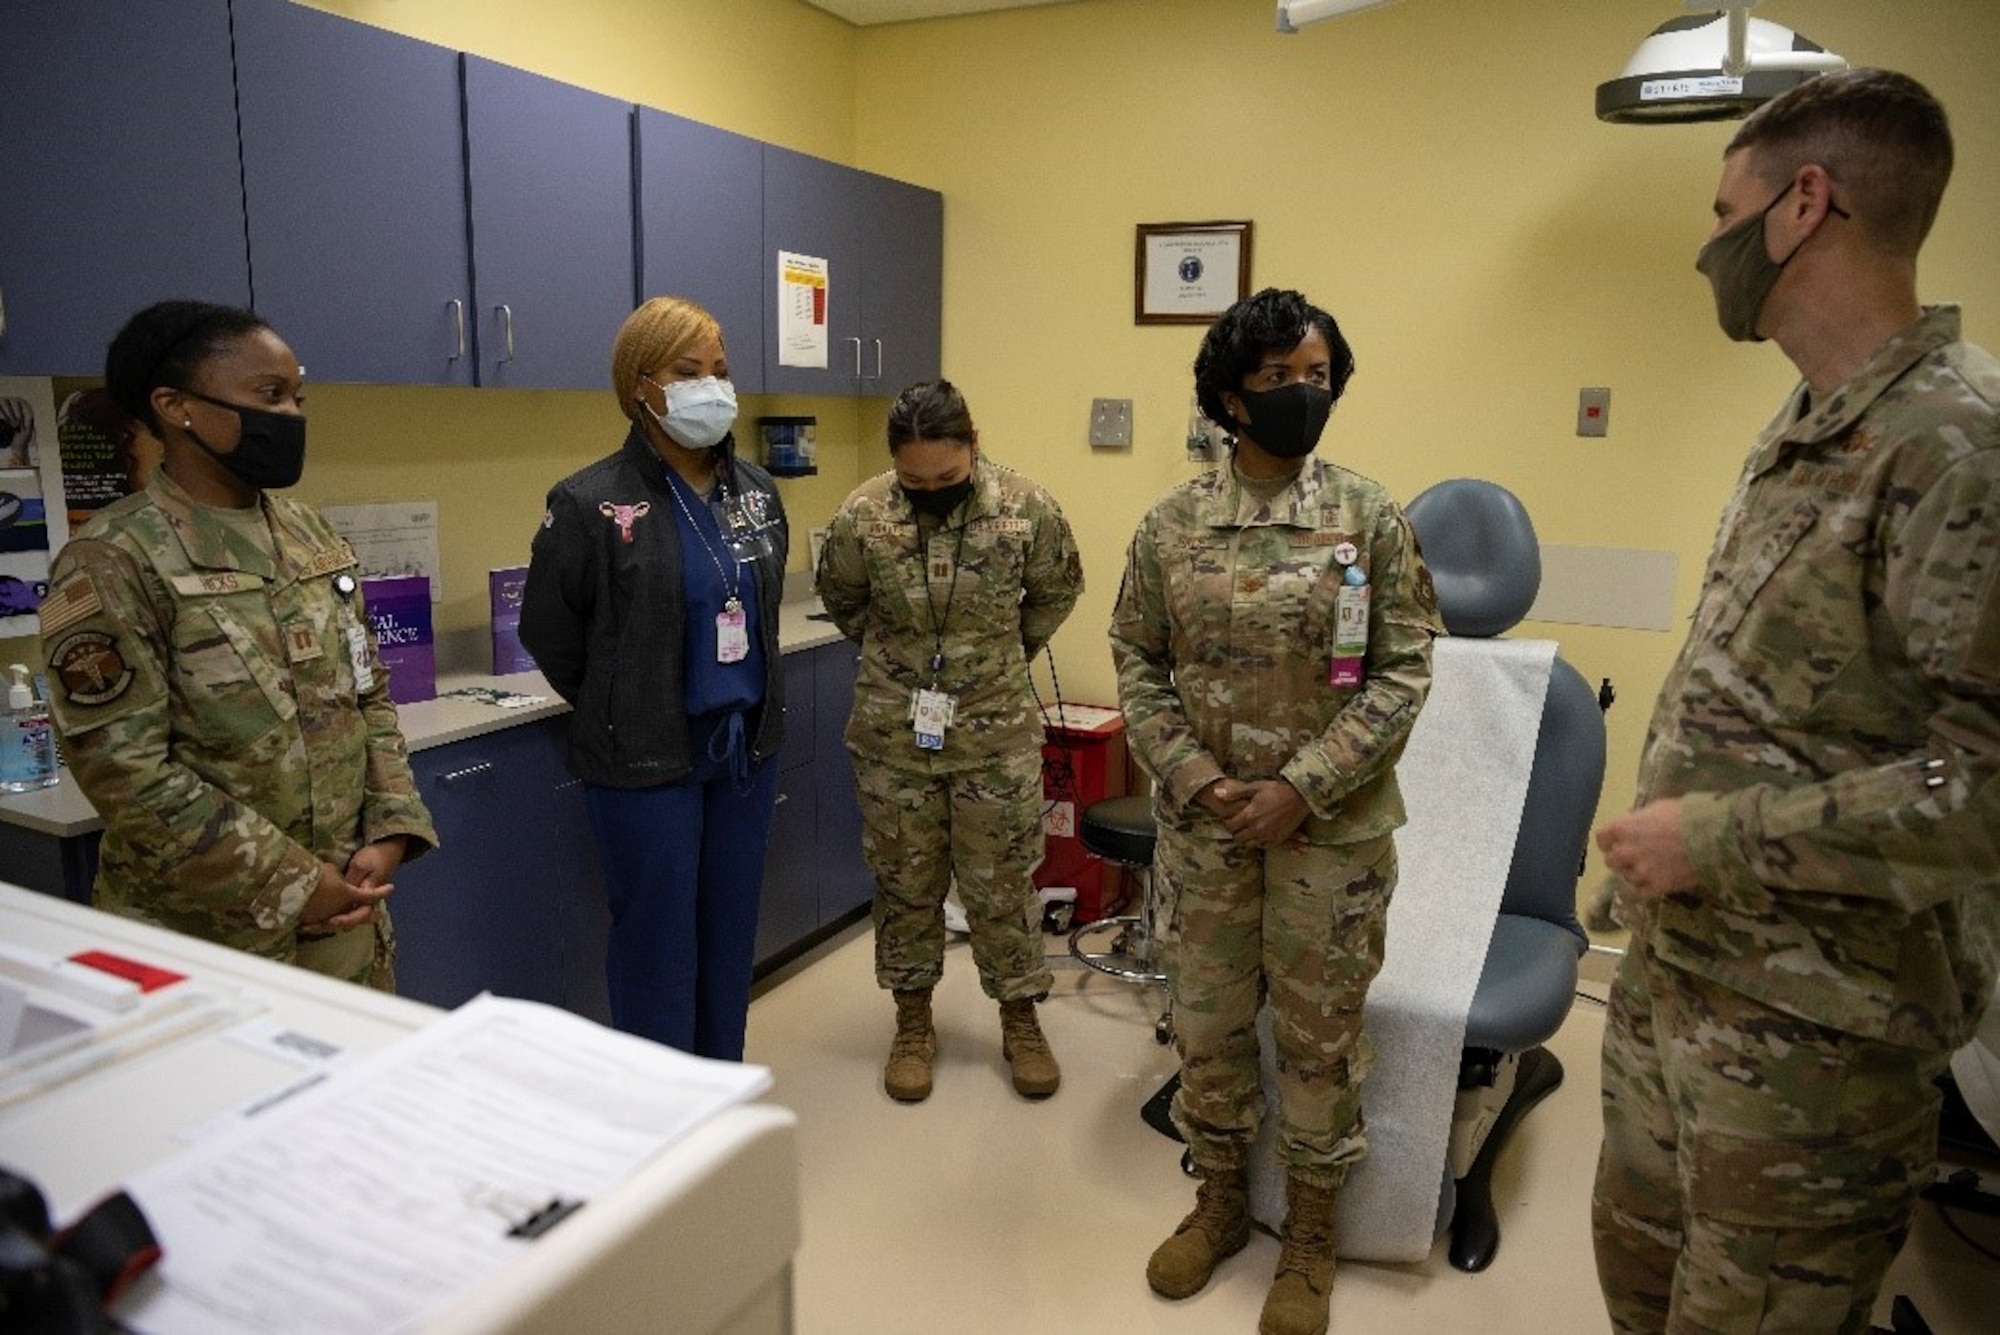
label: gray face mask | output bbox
[1694,181,1848,342]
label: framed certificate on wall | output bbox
[1135,220,1253,325]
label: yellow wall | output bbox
[10,1,1995,936]
[852,0,2000,933]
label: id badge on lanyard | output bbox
[910,687,956,750]
[1329,549,1369,688]
[717,597,749,664]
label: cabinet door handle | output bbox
[844,336,861,378]
[869,338,883,381]
[495,304,515,363]
[0,284,7,339]
[447,299,465,362]
[439,762,495,785]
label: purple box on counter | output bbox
[490,565,535,676]
[363,575,435,704]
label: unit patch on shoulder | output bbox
[36,578,102,638]
[50,631,136,708]
[1416,565,1439,617]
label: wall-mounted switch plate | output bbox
[1577,386,1610,438]
[1089,398,1133,448]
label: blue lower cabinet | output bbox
[551,774,612,1025]
[749,642,874,974]
[0,820,98,904]
[392,721,569,1010]
[755,772,821,969]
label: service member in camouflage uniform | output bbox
[1591,70,2000,1334]
[816,380,1083,1103]
[39,302,436,989]
[1111,289,1441,1335]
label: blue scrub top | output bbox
[664,469,764,720]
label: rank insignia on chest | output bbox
[288,624,323,662]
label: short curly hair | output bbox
[1193,288,1354,434]
[611,296,724,422]
[104,300,271,431]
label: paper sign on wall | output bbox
[322,501,443,603]
[777,251,829,370]
[0,377,66,637]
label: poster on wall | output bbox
[777,251,829,370]
[322,501,443,603]
[0,377,68,636]
[55,384,158,532]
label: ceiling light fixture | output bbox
[1596,1,1848,125]
[1275,0,1401,34]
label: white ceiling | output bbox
[801,0,1086,26]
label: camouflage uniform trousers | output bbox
[1593,935,1948,1334]
[855,744,1055,1002]
[1157,820,1396,1189]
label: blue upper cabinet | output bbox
[762,147,942,398]
[463,57,636,391]
[636,110,766,394]
[761,147,865,397]
[0,0,249,375]
[233,0,475,386]
[860,171,944,397]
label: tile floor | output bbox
[744,928,2000,1335]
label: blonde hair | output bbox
[610,296,724,422]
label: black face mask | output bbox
[902,478,974,519]
[1231,382,1333,459]
[179,389,307,490]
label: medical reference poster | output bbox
[0,376,66,635]
[52,383,157,534]
[321,501,443,603]
[777,250,830,370]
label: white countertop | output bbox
[0,599,850,840]
[0,883,800,1334]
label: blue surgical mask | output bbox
[647,375,737,450]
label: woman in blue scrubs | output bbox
[519,296,788,1060]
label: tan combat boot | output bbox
[884,988,936,1102]
[998,998,1060,1097]
[1259,1175,1339,1335]
[1146,1163,1250,1299]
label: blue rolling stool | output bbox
[1067,794,1173,1045]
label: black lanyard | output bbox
[915,515,969,689]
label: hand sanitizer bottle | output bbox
[0,663,58,792]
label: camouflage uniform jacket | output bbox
[38,469,437,962]
[1626,305,2000,1052]
[1110,457,1441,843]
[816,458,1083,774]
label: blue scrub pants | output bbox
[583,737,778,1061]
